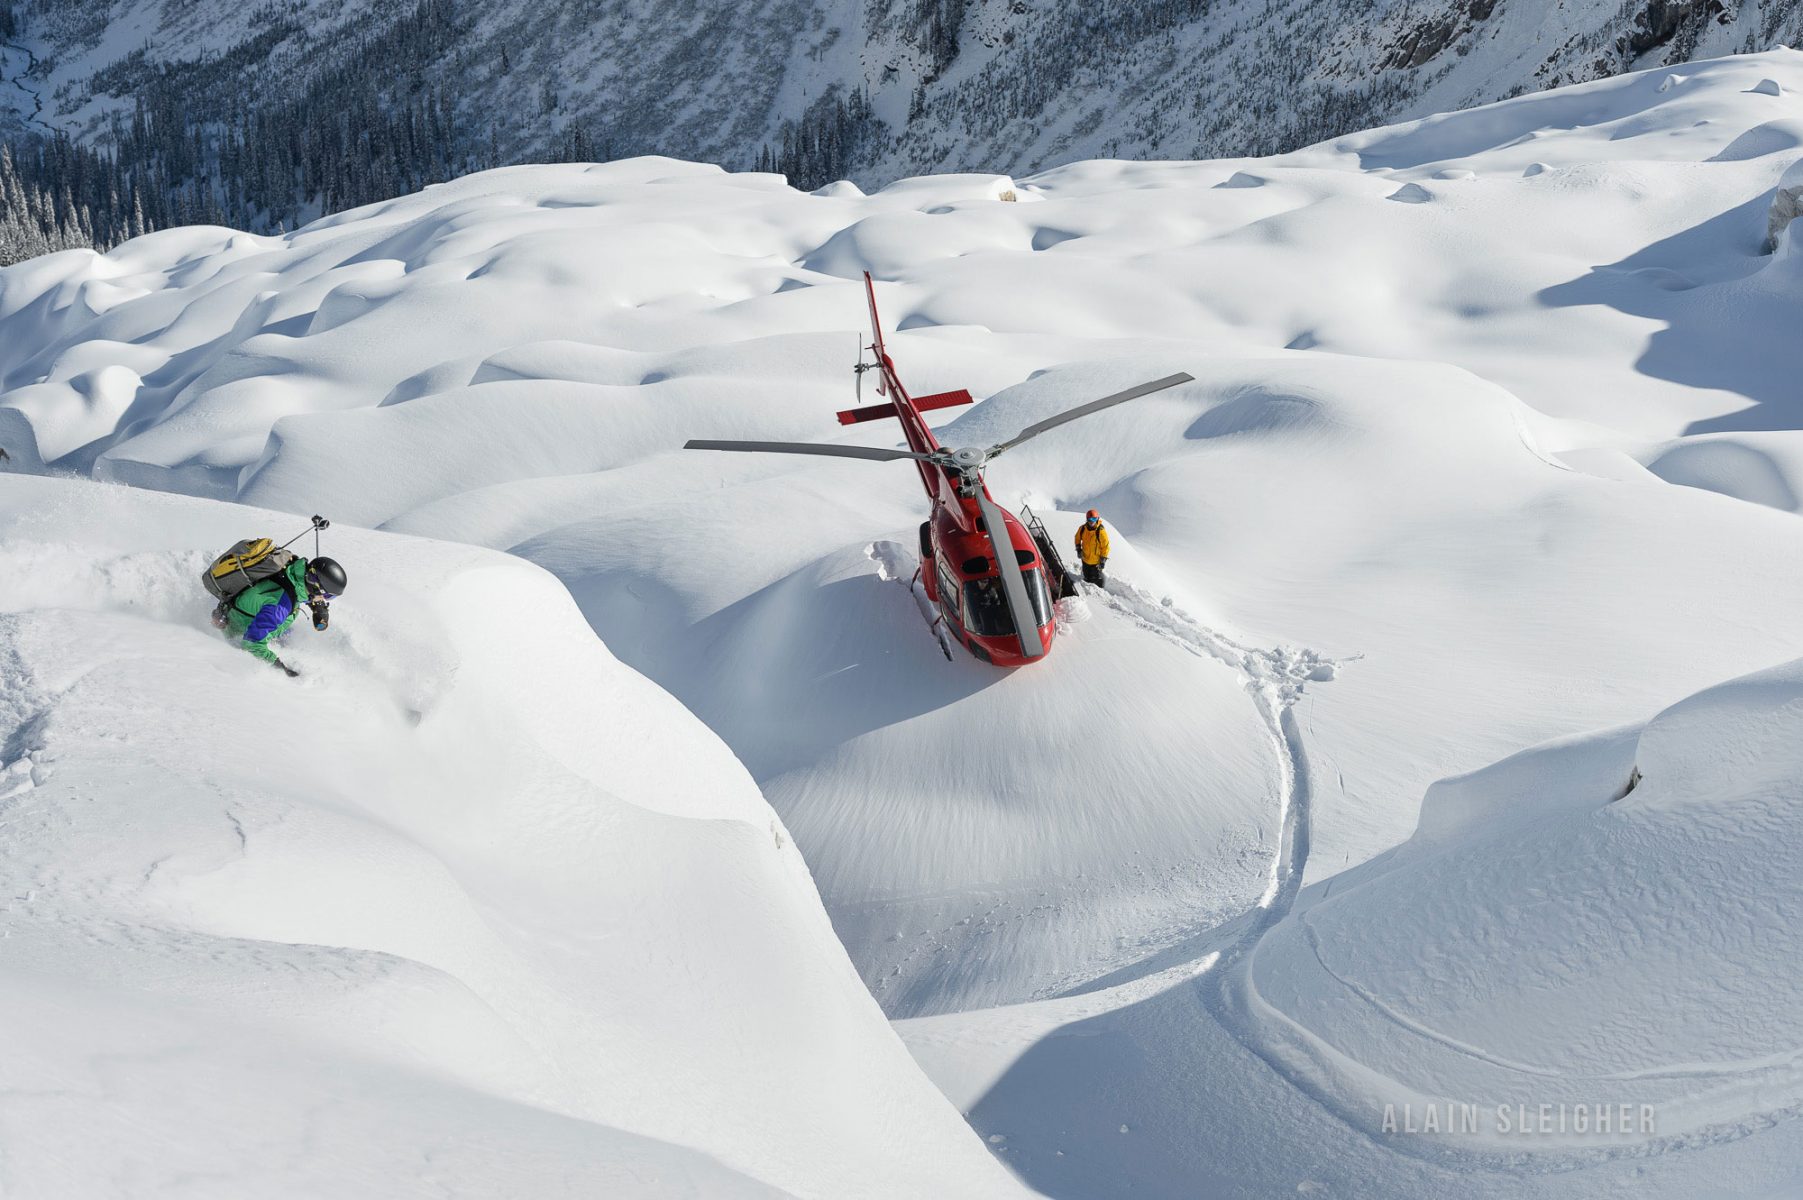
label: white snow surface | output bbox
[0,476,1020,1199]
[900,658,1803,1197]
[3,49,1803,1198]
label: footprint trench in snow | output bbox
[1084,575,1333,920]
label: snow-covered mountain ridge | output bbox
[5,0,1803,197]
[4,47,1803,1199]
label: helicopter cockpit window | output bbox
[963,568,1051,638]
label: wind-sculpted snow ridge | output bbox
[900,659,1803,1198]
[1238,659,1803,1170]
[0,475,1024,1200]
[3,52,1803,1198]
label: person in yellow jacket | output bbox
[1074,508,1110,588]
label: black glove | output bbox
[1098,558,1108,569]
[209,601,229,630]
[312,601,330,631]
[274,657,301,678]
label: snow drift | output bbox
[1251,658,1803,1154]
[0,474,1020,1199]
[900,658,1803,1198]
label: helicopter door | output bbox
[934,556,962,629]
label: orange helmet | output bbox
[1086,509,1099,519]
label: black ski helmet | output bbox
[307,557,348,596]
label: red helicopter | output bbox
[686,273,1192,666]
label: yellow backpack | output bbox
[202,537,297,601]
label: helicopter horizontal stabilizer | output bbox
[836,389,974,426]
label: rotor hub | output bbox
[951,446,986,470]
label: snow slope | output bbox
[901,659,1803,1197]
[0,474,1021,1199]
[4,50,1803,1197]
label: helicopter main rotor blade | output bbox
[684,439,934,463]
[975,491,1046,661]
[988,372,1194,457]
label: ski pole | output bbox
[277,515,330,553]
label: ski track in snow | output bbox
[1090,576,1329,921]
[1219,808,1803,1166]
[1296,915,1803,1087]
[1228,969,1803,1177]
[1080,580,1803,1175]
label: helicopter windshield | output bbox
[963,567,1052,638]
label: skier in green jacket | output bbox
[217,556,348,676]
